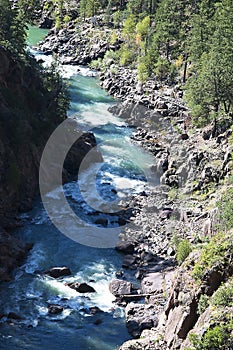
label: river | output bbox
[0,28,156,350]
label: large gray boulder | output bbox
[109,279,132,297]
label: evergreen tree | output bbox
[127,0,158,16]
[188,0,218,62]
[135,15,150,54]
[153,0,187,61]
[122,14,136,45]
[185,0,233,123]
[80,0,87,19]
[86,0,101,17]
[0,0,26,54]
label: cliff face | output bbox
[0,46,99,282]
[0,46,63,225]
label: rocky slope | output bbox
[0,46,99,282]
[109,102,233,349]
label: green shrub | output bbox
[197,294,210,315]
[168,188,178,201]
[217,188,233,231]
[212,280,233,307]
[110,32,118,45]
[89,58,103,70]
[176,239,192,264]
[119,46,134,66]
[63,15,71,24]
[154,57,171,80]
[193,232,233,281]
[189,324,233,350]
[137,60,149,82]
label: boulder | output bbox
[7,312,23,321]
[44,266,72,278]
[142,270,175,295]
[48,304,64,315]
[159,208,173,220]
[125,303,158,338]
[122,255,138,269]
[119,330,159,350]
[89,306,104,314]
[115,241,135,254]
[0,229,32,283]
[94,218,108,226]
[39,17,54,29]
[109,279,132,297]
[66,282,96,293]
[180,133,189,140]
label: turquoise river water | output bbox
[0,28,157,350]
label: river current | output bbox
[0,28,157,350]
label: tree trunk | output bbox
[183,52,188,84]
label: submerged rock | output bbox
[48,304,64,315]
[93,318,103,325]
[89,306,104,314]
[44,266,72,278]
[7,312,23,321]
[66,282,96,293]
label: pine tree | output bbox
[127,0,158,16]
[185,0,233,123]
[0,0,26,54]
[16,0,41,23]
[80,0,87,19]
[188,0,218,62]
[135,16,150,54]
[86,0,101,17]
[153,0,187,61]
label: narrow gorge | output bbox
[0,1,233,350]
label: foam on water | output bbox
[43,279,78,298]
[62,65,97,79]
[71,103,125,128]
[30,49,54,67]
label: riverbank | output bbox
[109,102,233,349]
